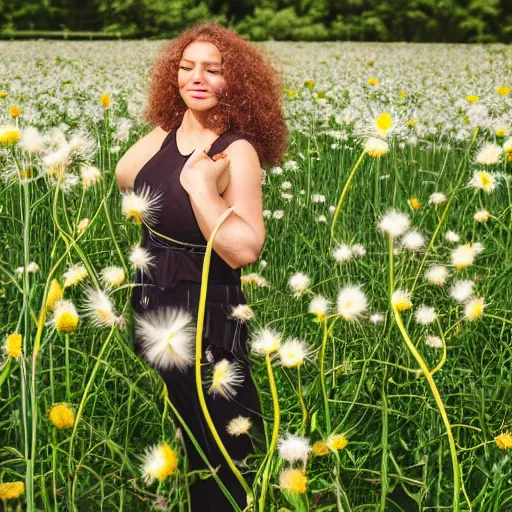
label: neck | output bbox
[179,107,226,135]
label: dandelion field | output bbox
[1,40,512,511]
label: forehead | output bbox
[181,41,222,64]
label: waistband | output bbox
[182,281,246,307]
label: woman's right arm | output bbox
[115,126,168,192]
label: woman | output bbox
[115,22,288,510]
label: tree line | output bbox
[1,0,511,43]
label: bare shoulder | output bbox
[115,126,169,192]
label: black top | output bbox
[133,123,248,291]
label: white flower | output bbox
[141,442,177,485]
[272,210,284,220]
[474,209,490,223]
[100,266,125,288]
[80,165,102,189]
[83,288,123,328]
[425,335,443,349]
[121,184,162,225]
[129,244,156,273]
[445,231,460,243]
[251,327,281,356]
[281,181,292,190]
[77,218,89,233]
[450,280,475,302]
[229,304,255,322]
[369,312,384,324]
[378,209,410,238]
[134,307,196,371]
[475,142,502,165]
[63,263,88,287]
[278,338,308,367]
[425,265,449,286]
[464,297,485,320]
[415,305,437,325]
[392,289,413,311]
[208,359,244,400]
[27,261,40,273]
[278,433,311,465]
[288,272,311,297]
[428,192,447,205]
[263,209,272,218]
[226,416,252,436]
[401,229,426,251]
[468,170,497,193]
[337,285,368,321]
[332,244,352,263]
[311,193,326,203]
[281,192,293,201]
[316,214,327,223]
[19,126,45,154]
[308,295,330,319]
[364,137,389,157]
[451,243,476,270]
[351,244,366,257]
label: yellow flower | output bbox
[464,298,485,321]
[466,95,479,103]
[495,432,512,449]
[0,90,8,98]
[283,89,298,97]
[392,289,413,311]
[495,128,509,137]
[141,442,178,484]
[367,77,379,86]
[407,119,417,126]
[46,279,63,310]
[48,403,75,429]
[399,91,407,99]
[326,434,348,451]
[409,197,421,210]
[0,126,21,144]
[9,106,22,117]
[279,468,307,493]
[0,481,25,500]
[100,94,110,108]
[497,86,510,96]
[304,80,314,91]
[376,112,393,136]
[6,333,22,358]
[312,440,329,456]
[54,300,79,333]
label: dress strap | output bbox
[207,132,247,157]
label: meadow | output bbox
[0,40,511,511]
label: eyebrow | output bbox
[180,59,222,66]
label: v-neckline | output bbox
[173,126,225,158]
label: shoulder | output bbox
[223,137,260,166]
[115,126,169,192]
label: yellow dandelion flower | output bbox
[6,333,22,358]
[326,434,348,451]
[304,80,315,91]
[9,106,22,118]
[399,91,407,99]
[0,90,8,98]
[100,94,110,108]
[141,442,178,484]
[54,300,79,333]
[0,481,25,500]
[392,289,413,311]
[466,95,479,103]
[406,119,417,126]
[495,432,512,449]
[48,403,75,429]
[495,128,509,137]
[0,126,21,144]
[283,89,298,97]
[312,440,329,456]
[464,297,485,321]
[497,87,510,96]
[279,468,308,493]
[46,279,63,310]
[376,112,393,134]
[367,77,379,86]
[409,197,421,210]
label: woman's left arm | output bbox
[186,140,266,269]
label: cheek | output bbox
[211,78,227,96]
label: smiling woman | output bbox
[115,21,288,512]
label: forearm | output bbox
[187,183,261,269]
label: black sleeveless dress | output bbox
[130,125,263,510]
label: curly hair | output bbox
[142,22,289,167]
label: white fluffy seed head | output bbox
[425,335,443,349]
[451,244,475,270]
[450,280,475,303]
[475,142,502,165]
[445,231,460,243]
[251,327,282,356]
[100,266,125,288]
[288,272,311,297]
[401,229,426,251]
[229,304,255,322]
[278,433,311,464]
[332,244,353,263]
[369,312,384,324]
[130,244,156,273]
[208,359,245,400]
[425,265,449,286]
[391,289,413,311]
[134,307,196,372]
[308,295,330,319]
[378,209,410,238]
[278,338,309,367]
[337,284,368,321]
[226,416,252,436]
[83,288,122,328]
[121,184,162,225]
[415,305,438,325]
[428,192,447,205]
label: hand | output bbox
[179,145,230,194]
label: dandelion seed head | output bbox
[378,209,410,238]
[208,359,244,400]
[425,265,449,286]
[226,416,252,437]
[278,433,311,464]
[337,284,368,321]
[415,305,437,325]
[141,442,178,485]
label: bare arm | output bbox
[115,126,168,192]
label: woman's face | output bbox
[178,41,227,112]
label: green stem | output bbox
[319,318,331,433]
[297,365,307,435]
[258,353,280,512]
[330,149,367,244]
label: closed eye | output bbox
[180,66,219,74]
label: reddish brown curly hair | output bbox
[142,22,289,167]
